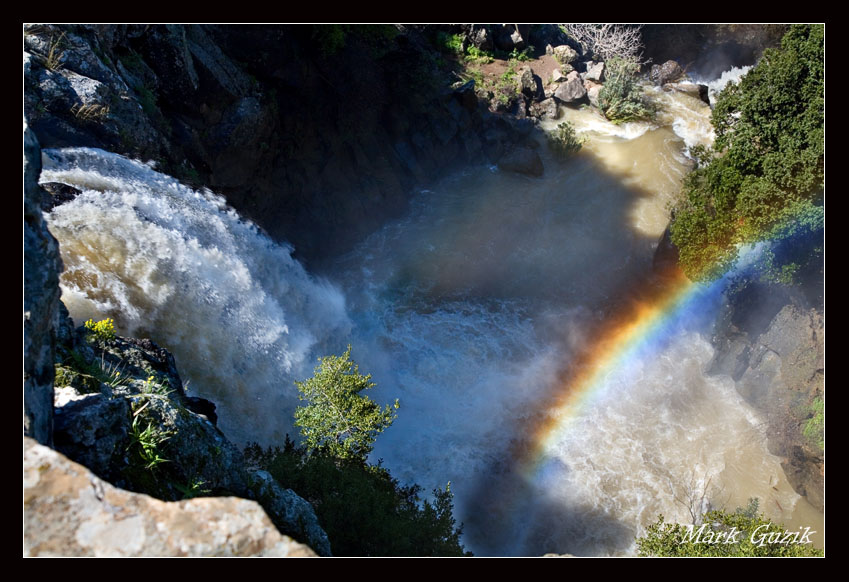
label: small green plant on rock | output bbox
[802,396,824,451]
[548,121,583,157]
[128,400,172,471]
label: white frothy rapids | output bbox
[39,66,821,556]
[43,148,351,444]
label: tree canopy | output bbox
[670,24,824,281]
[294,345,398,461]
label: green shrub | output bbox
[597,57,652,123]
[637,499,822,556]
[245,440,470,557]
[802,396,824,451]
[670,24,824,281]
[549,121,583,157]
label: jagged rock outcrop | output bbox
[709,280,824,511]
[52,325,332,555]
[650,60,685,86]
[24,438,316,557]
[554,72,587,103]
[24,123,62,446]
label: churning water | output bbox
[42,69,822,555]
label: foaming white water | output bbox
[520,332,805,556]
[39,59,821,555]
[43,148,351,444]
[695,65,752,106]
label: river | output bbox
[42,68,823,555]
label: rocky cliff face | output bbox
[24,123,62,446]
[24,24,537,262]
[708,275,824,511]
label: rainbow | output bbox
[514,263,729,478]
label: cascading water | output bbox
[42,67,822,555]
[42,149,351,445]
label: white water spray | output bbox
[43,148,351,444]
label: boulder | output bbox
[550,69,566,84]
[650,59,686,86]
[666,81,710,105]
[584,80,603,108]
[469,25,493,51]
[519,67,544,102]
[585,61,605,82]
[554,76,587,103]
[452,79,478,112]
[498,145,544,177]
[40,182,82,212]
[24,438,317,557]
[494,24,530,52]
[529,97,559,120]
[552,44,578,65]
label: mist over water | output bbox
[43,69,822,555]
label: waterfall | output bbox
[41,65,821,555]
[43,148,351,445]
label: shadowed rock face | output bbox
[24,124,62,446]
[24,24,537,262]
[709,279,824,512]
[24,438,316,557]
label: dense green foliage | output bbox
[636,499,823,556]
[247,346,470,556]
[670,24,824,280]
[245,440,470,556]
[597,58,653,123]
[295,346,398,462]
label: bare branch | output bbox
[560,24,645,64]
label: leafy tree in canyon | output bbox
[294,345,398,462]
[670,24,824,281]
[246,346,469,556]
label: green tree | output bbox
[636,499,823,557]
[670,24,824,281]
[295,345,399,462]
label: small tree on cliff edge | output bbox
[295,345,399,462]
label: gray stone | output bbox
[24,438,317,557]
[469,25,493,51]
[247,470,332,557]
[584,80,603,108]
[552,44,578,65]
[24,123,62,446]
[54,388,131,478]
[650,60,685,86]
[529,97,559,120]
[554,77,587,103]
[519,67,544,102]
[585,61,605,82]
